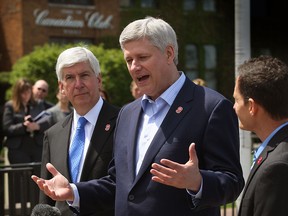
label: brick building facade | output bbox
[1,0,287,103]
[0,0,120,71]
[0,0,121,105]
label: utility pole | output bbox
[235,0,251,211]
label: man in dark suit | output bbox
[32,17,244,216]
[29,79,55,150]
[234,56,288,216]
[32,79,54,110]
[39,47,119,216]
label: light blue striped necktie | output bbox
[251,148,258,169]
[69,117,87,183]
[253,150,257,162]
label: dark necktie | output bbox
[69,117,87,183]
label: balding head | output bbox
[33,79,49,101]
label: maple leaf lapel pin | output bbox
[105,124,111,131]
[176,106,183,114]
[257,156,263,165]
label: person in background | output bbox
[39,47,119,216]
[32,79,54,110]
[28,80,57,153]
[234,56,288,216]
[130,80,143,99]
[46,88,73,126]
[192,78,206,86]
[32,17,244,216]
[2,78,49,204]
[2,78,45,163]
[99,87,110,101]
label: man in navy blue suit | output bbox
[32,17,244,216]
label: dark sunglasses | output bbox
[37,87,47,93]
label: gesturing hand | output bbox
[150,143,202,192]
[31,163,75,201]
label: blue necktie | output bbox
[69,117,87,183]
[251,149,258,169]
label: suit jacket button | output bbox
[128,195,135,201]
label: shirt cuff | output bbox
[67,183,80,208]
[187,178,203,198]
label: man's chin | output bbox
[239,125,248,131]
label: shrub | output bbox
[4,43,133,107]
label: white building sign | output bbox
[34,9,113,29]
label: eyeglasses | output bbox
[37,87,47,93]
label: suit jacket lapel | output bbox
[134,78,195,183]
[59,114,73,180]
[80,101,118,181]
[126,100,143,183]
[242,124,288,197]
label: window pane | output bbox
[183,0,196,11]
[203,0,216,11]
[48,0,93,5]
[204,45,216,69]
[259,48,271,55]
[205,71,217,89]
[49,37,93,44]
[141,0,155,8]
[185,44,198,69]
[120,0,135,7]
[186,70,199,81]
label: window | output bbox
[185,44,198,69]
[141,0,156,8]
[204,45,216,69]
[49,37,93,44]
[183,0,196,11]
[185,44,218,89]
[205,71,217,89]
[204,45,217,89]
[120,0,136,7]
[185,44,199,80]
[254,48,271,56]
[186,70,199,81]
[48,0,93,5]
[203,0,216,12]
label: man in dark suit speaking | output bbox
[39,46,119,216]
[33,17,244,216]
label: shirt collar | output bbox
[141,71,185,112]
[255,121,288,159]
[73,97,104,127]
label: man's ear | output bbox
[58,81,65,95]
[97,73,102,86]
[248,98,258,116]
[166,45,175,64]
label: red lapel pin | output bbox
[257,156,263,165]
[176,106,183,114]
[105,124,111,131]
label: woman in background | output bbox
[2,78,44,163]
[46,88,73,126]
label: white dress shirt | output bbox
[70,97,103,182]
[135,72,185,174]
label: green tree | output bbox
[5,43,132,106]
